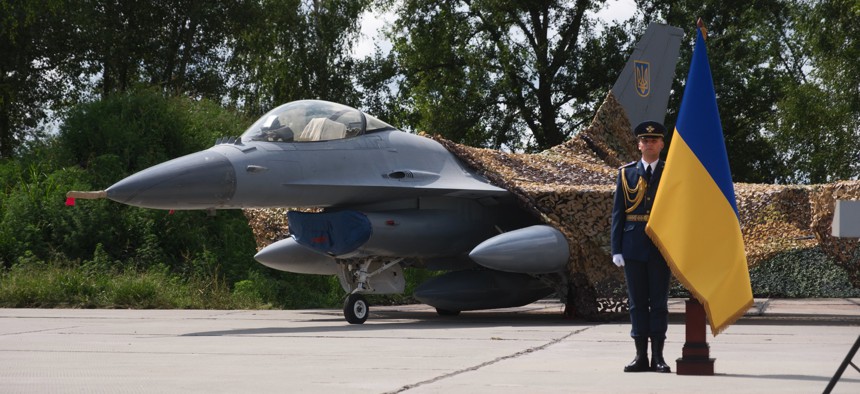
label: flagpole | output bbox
[646,16,753,372]
[674,18,717,376]
[676,298,715,375]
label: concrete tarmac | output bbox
[1,298,858,393]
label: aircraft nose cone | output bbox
[106,150,236,209]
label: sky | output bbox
[352,0,639,58]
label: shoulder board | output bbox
[619,161,637,169]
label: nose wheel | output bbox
[344,294,369,324]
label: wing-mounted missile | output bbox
[468,225,569,274]
[413,269,553,312]
[254,237,338,275]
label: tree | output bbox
[646,0,859,183]
[380,0,630,151]
[75,0,235,99]
[0,0,79,158]
[639,0,792,183]
[1,0,241,159]
[225,0,371,115]
[144,0,235,98]
[769,0,860,183]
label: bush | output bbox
[0,256,274,309]
[0,90,263,287]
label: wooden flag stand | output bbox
[676,298,715,375]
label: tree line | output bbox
[2,0,857,182]
[0,0,857,305]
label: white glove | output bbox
[612,254,625,267]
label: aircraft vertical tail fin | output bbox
[611,23,684,130]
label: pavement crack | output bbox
[0,326,80,336]
[384,326,593,394]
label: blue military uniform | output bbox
[611,120,672,373]
[611,159,670,339]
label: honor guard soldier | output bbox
[610,120,672,373]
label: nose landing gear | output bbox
[340,258,404,324]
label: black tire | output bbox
[436,308,461,316]
[344,294,369,324]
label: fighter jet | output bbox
[68,23,683,324]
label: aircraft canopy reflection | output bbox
[242,100,396,143]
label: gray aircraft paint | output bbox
[469,225,570,274]
[612,24,684,132]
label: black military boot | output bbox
[624,337,651,372]
[651,338,671,373]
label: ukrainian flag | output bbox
[645,26,753,335]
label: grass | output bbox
[2,246,856,310]
[0,261,270,309]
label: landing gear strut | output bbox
[338,258,404,324]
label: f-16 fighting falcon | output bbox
[68,23,684,324]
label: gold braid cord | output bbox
[242,92,860,316]
[621,168,646,213]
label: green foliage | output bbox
[231,278,268,306]
[768,0,860,183]
[0,256,270,309]
[652,0,793,183]
[59,89,245,175]
[230,269,342,309]
[0,160,104,263]
[0,91,258,292]
[386,0,501,147]
[225,0,370,114]
[383,0,627,151]
[0,0,78,158]
[0,254,447,310]
[770,83,859,183]
[71,0,236,98]
[646,0,860,183]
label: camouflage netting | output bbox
[811,181,860,284]
[734,181,860,290]
[245,207,314,249]
[430,93,633,315]
[243,93,860,316]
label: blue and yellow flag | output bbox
[645,27,753,335]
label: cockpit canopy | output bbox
[241,100,396,143]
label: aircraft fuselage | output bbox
[106,130,508,210]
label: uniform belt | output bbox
[626,214,650,222]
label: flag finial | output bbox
[697,18,708,41]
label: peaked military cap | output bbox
[634,120,666,139]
